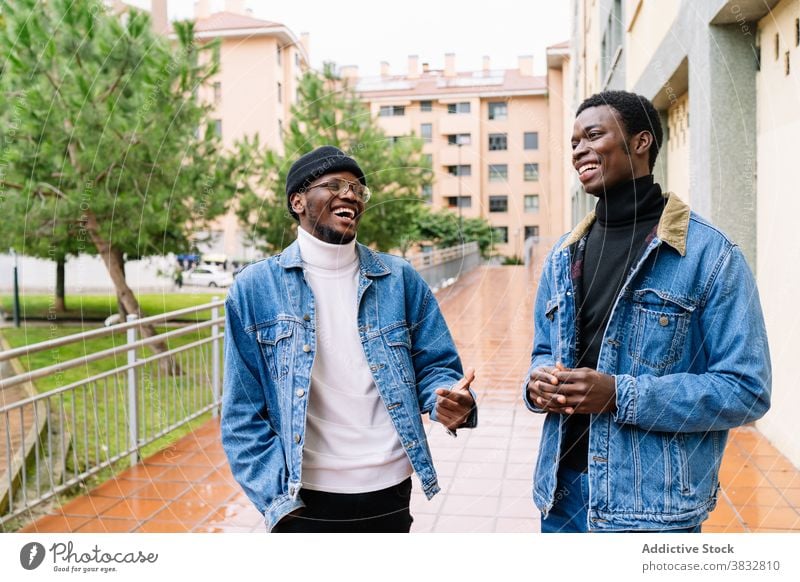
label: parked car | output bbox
[183,266,234,287]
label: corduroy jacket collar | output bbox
[559,192,691,256]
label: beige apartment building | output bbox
[563,0,800,467]
[160,0,310,260]
[353,55,565,259]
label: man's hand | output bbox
[435,367,476,431]
[528,364,616,414]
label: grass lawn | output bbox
[0,292,224,322]
[1,320,222,523]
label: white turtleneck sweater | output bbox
[296,227,412,493]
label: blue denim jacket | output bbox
[523,194,771,531]
[222,240,475,531]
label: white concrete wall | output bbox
[0,254,175,294]
[755,0,800,469]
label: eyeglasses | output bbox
[304,178,371,203]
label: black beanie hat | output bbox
[285,146,366,219]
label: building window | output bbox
[277,82,283,103]
[488,133,508,151]
[278,119,283,136]
[420,100,433,112]
[524,132,539,150]
[601,0,623,79]
[422,154,433,167]
[524,163,539,181]
[447,196,472,208]
[796,18,799,47]
[447,165,471,177]
[422,184,433,203]
[524,194,540,213]
[492,226,509,244]
[213,119,222,136]
[213,82,221,105]
[524,226,540,241]
[277,45,282,65]
[776,33,780,60]
[379,105,405,117]
[447,133,471,145]
[447,102,471,114]
[488,101,507,120]
[420,123,433,143]
[295,53,301,67]
[786,51,791,76]
[488,164,508,181]
[489,196,508,213]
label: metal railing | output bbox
[0,299,224,526]
[407,242,481,289]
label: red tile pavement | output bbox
[18,266,800,533]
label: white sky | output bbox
[138,0,571,77]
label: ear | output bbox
[631,130,653,157]
[290,192,304,216]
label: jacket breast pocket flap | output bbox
[384,325,414,384]
[256,321,294,379]
[629,289,694,372]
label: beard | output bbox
[312,223,356,245]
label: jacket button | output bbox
[303,314,311,321]
[659,316,669,326]
[296,389,305,398]
[294,434,301,444]
[302,344,311,352]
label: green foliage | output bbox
[0,292,220,321]
[237,63,432,253]
[502,255,524,265]
[0,1,250,302]
[416,209,496,258]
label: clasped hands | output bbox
[527,363,617,415]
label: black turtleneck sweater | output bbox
[560,175,666,472]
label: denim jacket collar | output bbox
[278,239,392,277]
[559,192,691,256]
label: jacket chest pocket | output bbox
[627,289,694,375]
[256,321,295,380]
[384,325,415,385]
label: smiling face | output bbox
[571,105,652,196]
[290,171,365,244]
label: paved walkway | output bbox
[19,266,800,533]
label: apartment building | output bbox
[162,0,310,260]
[566,0,800,467]
[353,55,564,258]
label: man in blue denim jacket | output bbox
[524,91,771,532]
[222,146,476,532]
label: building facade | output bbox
[165,0,310,261]
[566,0,800,467]
[354,55,565,258]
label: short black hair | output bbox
[576,91,663,171]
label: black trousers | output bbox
[272,478,413,533]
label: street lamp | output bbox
[10,247,20,328]
[457,142,463,236]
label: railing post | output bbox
[126,314,139,465]
[211,297,221,417]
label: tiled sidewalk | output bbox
[19,266,800,533]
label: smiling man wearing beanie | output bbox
[222,145,477,532]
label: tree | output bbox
[0,1,248,336]
[416,209,496,258]
[237,64,431,254]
